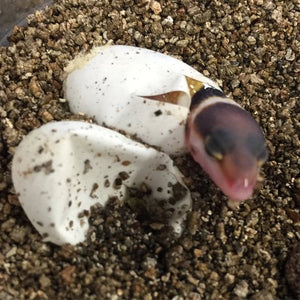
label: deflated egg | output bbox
[12,121,191,245]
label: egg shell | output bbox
[64,45,221,155]
[12,121,191,245]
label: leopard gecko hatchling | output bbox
[185,85,268,204]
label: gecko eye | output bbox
[257,148,268,166]
[246,134,268,164]
[204,129,235,160]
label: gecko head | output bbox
[186,100,268,203]
[202,128,267,202]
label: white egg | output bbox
[64,45,220,155]
[12,121,191,245]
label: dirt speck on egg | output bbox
[0,0,299,299]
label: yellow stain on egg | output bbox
[186,77,204,97]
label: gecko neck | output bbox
[190,86,226,110]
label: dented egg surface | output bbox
[12,121,191,245]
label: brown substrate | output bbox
[0,0,299,299]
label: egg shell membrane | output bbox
[12,121,191,245]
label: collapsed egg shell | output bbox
[12,121,191,245]
[64,45,220,155]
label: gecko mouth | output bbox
[199,156,259,202]
[222,176,257,202]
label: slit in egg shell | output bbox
[140,77,205,106]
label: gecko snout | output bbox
[202,127,267,202]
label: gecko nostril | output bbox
[189,145,197,155]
